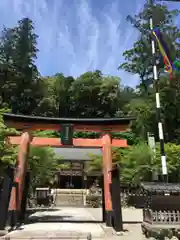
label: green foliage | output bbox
[117,143,155,184]
[87,141,180,184]
[87,154,102,172]
[112,132,140,145]
[86,143,153,184]
[115,142,180,184]
[67,71,121,117]
[0,18,42,115]
[156,143,180,182]
[78,139,180,185]
[28,146,60,189]
[34,71,124,118]
[33,130,60,138]
[0,108,18,170]
[125,98,156,140]
[33,74,74,117]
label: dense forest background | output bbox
[0,2,180,187]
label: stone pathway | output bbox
[0,207,146,239]
[29,207,96,222]
[3,222,105,239]
[86,207,143,223]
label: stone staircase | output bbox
[54,189,88,207]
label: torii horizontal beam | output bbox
[3,113,133,132]
[8,137,128,147]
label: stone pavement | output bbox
[86,207,143,223]
[4,222,105,239]
[29,207,97,222]
[0,207,146,239]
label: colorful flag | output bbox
[152,28,175,79]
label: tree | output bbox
[85,140,180,184]
[28,146,60,190]
[0,27,17,108]
[111,141,180,184]
[11,18,41,114]
[87,143,156,184]
[112,132,141,145]
[69,71,121,117]
[35,71,126,118]
[98,76,122,117]
[116,86,136,113]
[0,108,18,176]
[116,143,155,184]
[123,97,155,140]
[33,76,60,117]
[153,142,180,182]
[0,18,42,115]
[34,74,75,117]
[157,74,180,142]
[86,149,120,174]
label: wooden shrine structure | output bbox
[2,113,133,230]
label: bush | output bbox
[28,146,60,191]
[86,195,102,208]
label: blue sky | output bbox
[0,0,179,87]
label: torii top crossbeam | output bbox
[3,113,133,132]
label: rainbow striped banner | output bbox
[152,28,180,78]
[152,28,175,78]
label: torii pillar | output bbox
[102,134,113,225]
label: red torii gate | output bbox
[8,136,128,147]
[3,113,132,227]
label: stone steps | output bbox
[53,189,86,206]
[55,194,84,206]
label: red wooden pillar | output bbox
[102,134,113,226]
[8,132,31,223]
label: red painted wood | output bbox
[8,132,30,211]
[102,134,112,211]
[8,137,128,147]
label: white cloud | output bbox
[0,0,143,86]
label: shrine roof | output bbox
[141,182,180,193]
[52,147,101,161]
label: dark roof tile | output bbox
[141,182,180,193]
[53,147,102,161]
